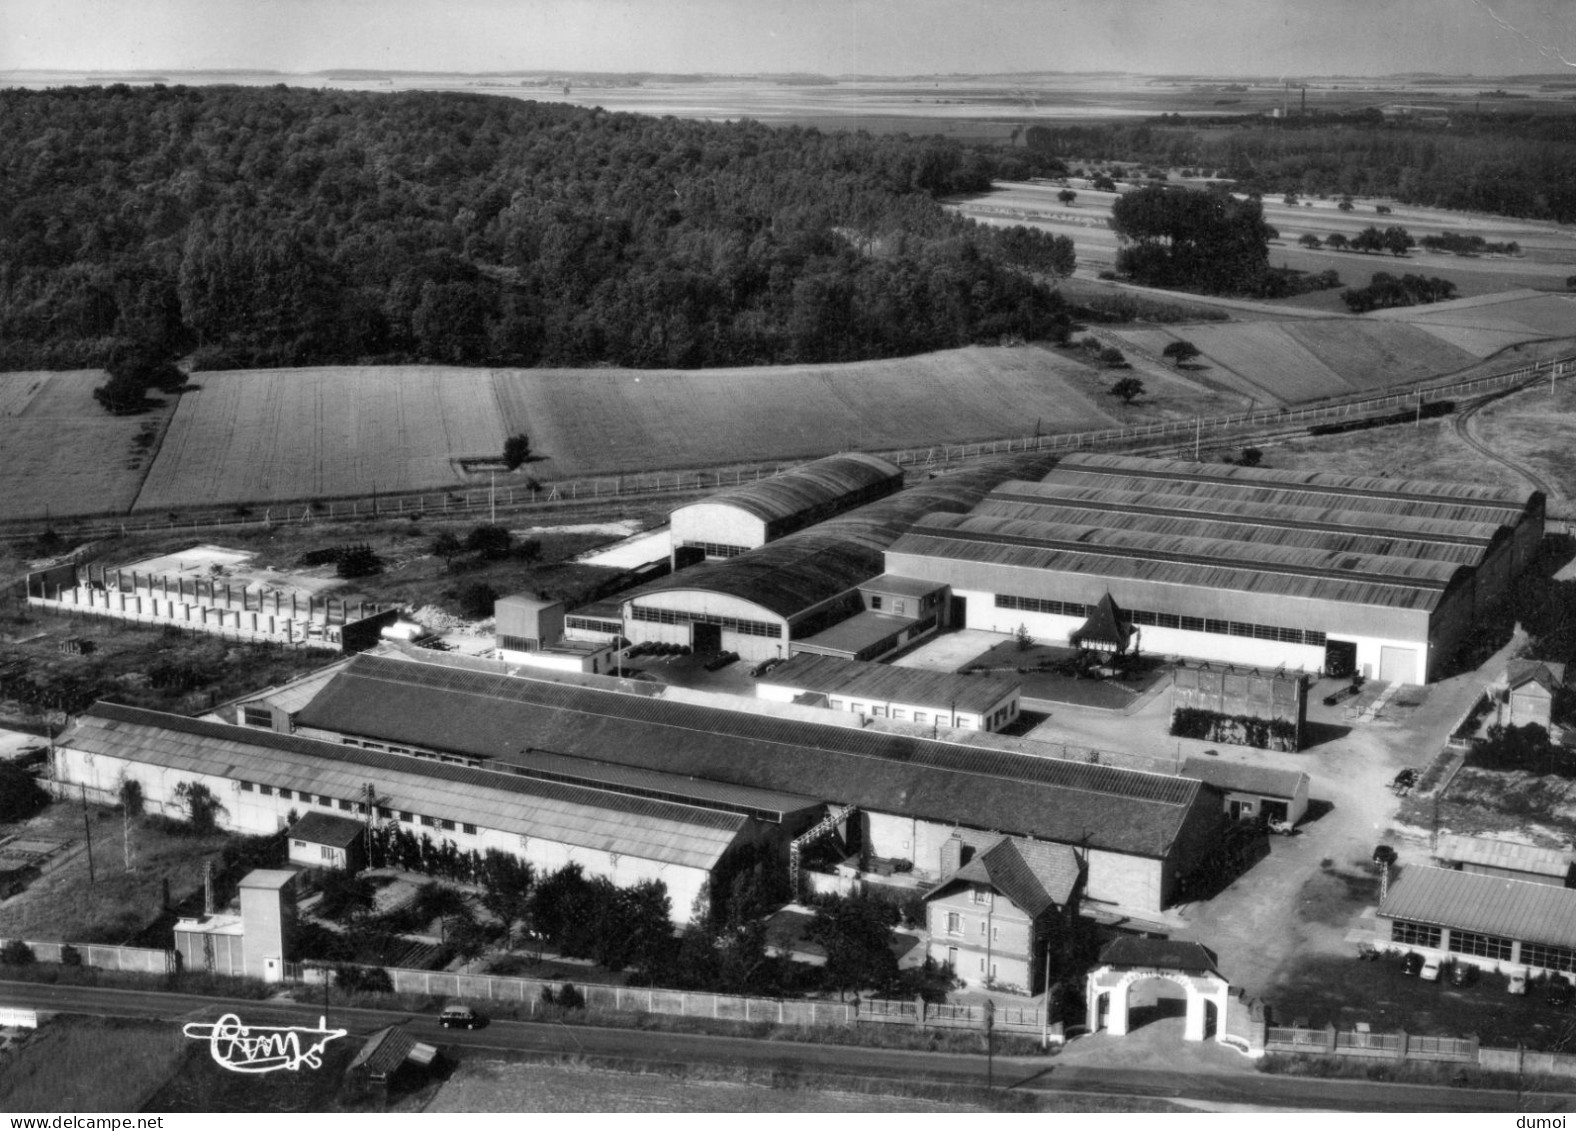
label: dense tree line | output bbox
[1027,112,1576,223]
[1110,185,1277,295]
[1341,272,1458,313]
[0,85,1073,373]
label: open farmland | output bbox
[133,367,506,513]
[0,371,171,523]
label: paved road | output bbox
[3,979,1566,1113]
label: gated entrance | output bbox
[1085,938,1232,1044]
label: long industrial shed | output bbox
[287,653,1222,915]
[882,453,1541,684]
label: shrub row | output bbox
[1170,707,1299,751]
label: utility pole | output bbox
[80,783,95,884]
[490,471,496,525]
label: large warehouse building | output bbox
[619,451,1060,663]
[284,653,1221,915]
[883,453,1542,684]
[669,452,904,567]
[55,701,818,923]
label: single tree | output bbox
[173,780,225,834]
[1297,233,1322,249]
[1337,196,1355,212]
[119,778,144,817]
[478,849,534,948]
[807,893,900,999]
[1325,232,1350,251]
[316,870,378,925]
[1057,189,1077,206]
[1098,346,1128,368]
[465,524,513,561]
[431,531,464,567]
[1110,376,1146,405]
[1015,623,1034,652]
[1091,174,1117,192]
[0,763,49,823]
[456,581,497,620]
[1382,225,1415,257]
[1161,340,1201,367]
[503,433,532,470]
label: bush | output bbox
[60,944,83,967]
[456,581,498,620]
[557,981,586,1010]
[1,939,36,966]
[0,762,49,823]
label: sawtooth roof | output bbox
[64,703,746,872]
[1379,865,1576,948]
[626,451,1063,621]
[673,453,902,525]
[294,654,1205,859]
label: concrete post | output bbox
[1397,1029,1408,1060]
[1324,1022,1338,1054]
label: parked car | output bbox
[1420,956,1442,982]
[1508,971,1529,995]
[1402,952,1424,977]
[439,1004,484,1030]
[1450,962,1478,987]
[1390,768,1420,795]
[703,650,740,672]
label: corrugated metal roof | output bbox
[349,1027,417,1077]
[489,745,821,820]
[1180,757,1309,800]
[1056,453,1536,512]
[1433,835,1575,878]
[763,653,1019,715]
[976,496,1488,567]
[293,654,1204,858]
[66,704,745,872]
[890,513,1453,612]
[1379,865,1576,947]
[673,453,902,525]
[626,451,1064,620]
[791,609,917,656]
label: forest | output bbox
[1027,110,1576,223]
[0,85,1075,373]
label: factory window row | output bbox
[372,806,477,837]
[497,634,538,652]
[1448,929,1515,962]
[994,594,1327,647]
[239,780,364,813]
[565,616,622,634]
[1522,942,1576,974]
[1390,920,1442,949]
[630,604,781,638]
[682,541,749,559]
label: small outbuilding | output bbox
[757,653,1021,732]
[1180,757,1310,827]
[1502,660,1567,731]
[344,1026,438,1099]
[287,811,368,873]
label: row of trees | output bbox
[1341,272,1458,313]
[1025,113,1576,222]
[1298,226,1415,256]
[1,85,1074,375]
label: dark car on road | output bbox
[1390,768,1420,795]
[439,1004,484,1029]
[1401,952,1424,977]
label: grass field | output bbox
[0,371,172,523]
[0,1016,188,1112]
[134,366,507,513]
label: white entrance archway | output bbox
[1084,938,1233,1044]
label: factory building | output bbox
[53,702,809,923]
[288,654,1221,915]
[756,652,1021,732]
[669,453,903,567]
[883,453,1542,685]
[619,452,1060,663]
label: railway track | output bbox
[1450,373,1562,502]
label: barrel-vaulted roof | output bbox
[627,451,1063,621]
[674,452,902,525]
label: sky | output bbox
[3,0,1574,77]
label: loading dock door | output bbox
[1379,646,1417,684]
[692,622,722,654]
[1324,639,1357,679]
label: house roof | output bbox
[293,654,1205,859]
[1379,865,1576,948]
[348,1027,435,1077]
[1071,592,1132,651]
[1508,660,1567,695]
[1181,757,1310,801]
[672,453,902,526]
[933,836,1082,918]
[1432,835,1575,879]
[763,653,1019,715]
[287,811,366,849]
[64,703,746,873]
[1098,937,1219,974]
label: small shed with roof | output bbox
[924,833,1083,993]
[1181,757,1311,826]
[1502,660,1567,731]
[287,810,368,873]
[344,1026,438,1098]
